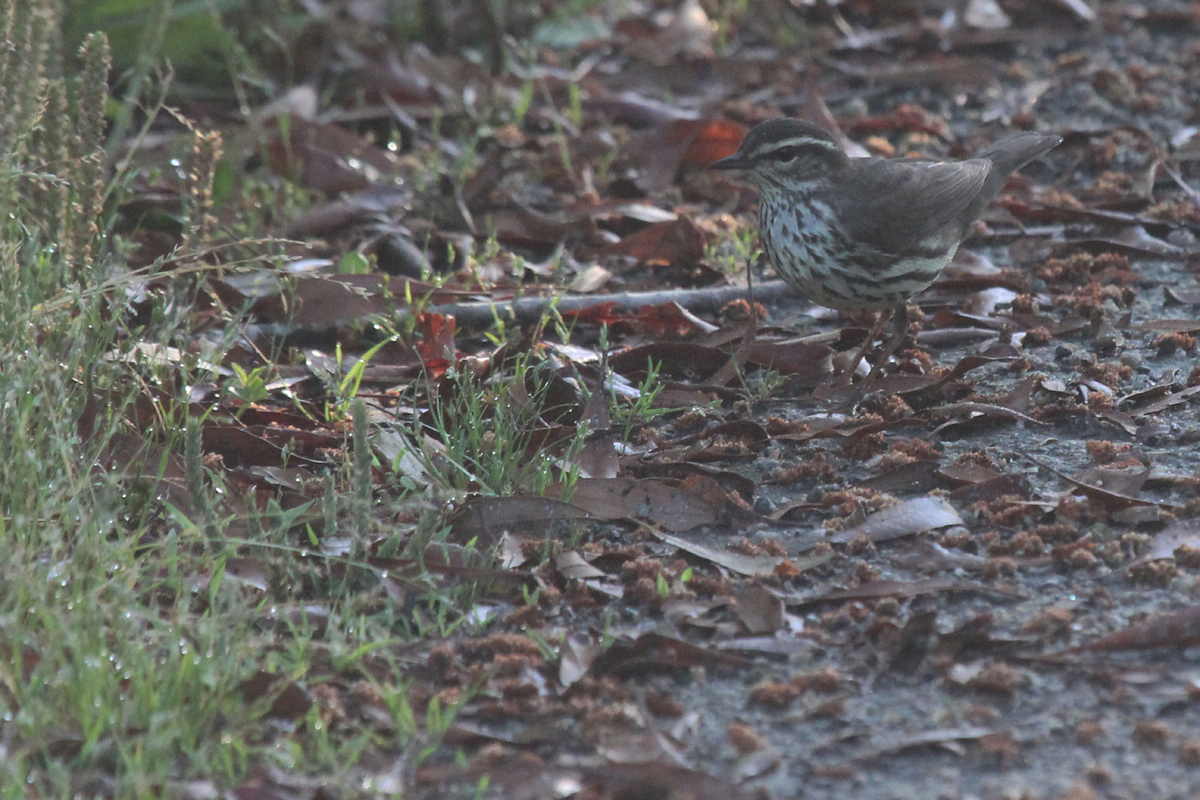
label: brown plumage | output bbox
[713,118,1060,399]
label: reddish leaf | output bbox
[637,118,744,192]
[682,119,748,166]
[415,312,457,376]
[607,300,718,338]
[559,300,622,326]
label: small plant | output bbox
[399,344,591,498]
[226,363,272,406]
[655,566,693,599]
[707,223,761,278]
[311,337,395,421]
[336,250,372,275]
[606,354,683,450]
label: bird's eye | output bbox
[772,146,803,162]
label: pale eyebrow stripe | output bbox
[744,135,841,159]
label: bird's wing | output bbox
[835,158,993,256]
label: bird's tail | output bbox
[980,132,1062,177]
[975,132,1060,203]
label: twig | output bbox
[428,280,804,329]
[1161,162,1200,212]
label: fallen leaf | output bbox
[653,530,830,577]
[556,550,607,581]
[1068,604,1200,653]
[557,476,758,532]
[733,584,784,635]
[833,496,964,543]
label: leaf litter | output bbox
[72,0,1200,797]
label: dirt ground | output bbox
[407,4,1200,799]
[86,0,1200,796]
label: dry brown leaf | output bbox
[555,550,607,581]
[1068,604,1200,653]
[733,584,784,635]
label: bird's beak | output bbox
[709,152,750,170]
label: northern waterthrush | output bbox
[712,118,1060,397]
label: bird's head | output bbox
[710,118,849,192]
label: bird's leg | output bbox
[850,303,910,405]
[836,308,892,389]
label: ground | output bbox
[9,1,1200,798]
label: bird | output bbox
[711,118,1060,401]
